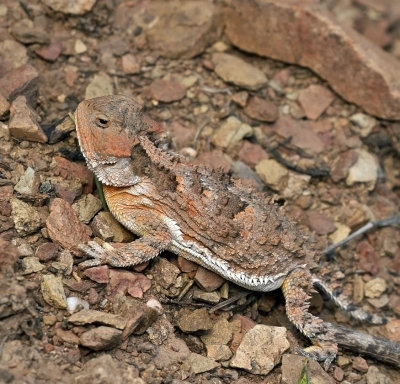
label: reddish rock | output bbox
[65,66,78,87]
[194,149,231,173]
[0,186,13,216]
[385,319,400,342]
[356,19,391,49]
[332,366,345,382]
[0,64,39,101]
[168,120,196,149]
[272,116,325,155]
[243,96,279,122]
[354,0,389,13]
[55,328,80,345]
[10,19,49,45]
[53,156,94,194]
[35,42,63,62]
[0,39,29,75]
[133,262,149,273]
[87,287,99,305]
[230,314,257,352]
[331,150,358,182]
[83,266,110,284]
[147,79,186,103]
[43,0,97,15]
[238,141,268,168]
[54,184,77,204]
[177,256,198,273]
[298,84,334,120]
[145,1,221,59]
[35,242,59,262]
[0,238,19,273]
[306,211,335,235]
[121,53,140,74]
[352,356,369,373]
[9,96,47,143]
[108,270,151,299]
[272,68,291,87]
[0,94,10,117]
[225,0,400,119]
[356,240,379,275]
[46,198,91,255]
[195,266,225,292]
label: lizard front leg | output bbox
[282,268,338,370]
[79,231,171,268]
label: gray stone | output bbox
[230,325,289,375]
[350,113,376,137]
[152,258,180,289]
[206,344,233,361]
[14,167,40,195]
[74,355,140,384]
[177,308,213,333]
[364,277,387,298]
[184,353,220,374]
[85,72,114,100]
[9,96,47,143]
[21,257,44,275]
[212,53,267,90]
[281,354,335,384]
[41,274,67,309]
[211,116,253,148]
[80,326,122,350]
[51,250,74,275]
[91,211,134,242]
[366,366,393,384]
[255,159,288,191]
[10,19,49,45]
[346,149,378,190]
[192,288,220,304]
[69,309,127,329]
[201,317,232,345]
[42,0,97,15]
[11,197,41,236]
[72,194,102,224]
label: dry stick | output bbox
[321,215,400,367]
[326,322,400,368]
[323,215,400,256]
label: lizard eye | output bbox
[96,115,109,128]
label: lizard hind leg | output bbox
[79,232,171,268]
[282,268,338,370]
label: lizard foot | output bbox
[79,234,170,268]
[296,344,338,371]
[78,241,118,268]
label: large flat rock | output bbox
[225,0,400,120]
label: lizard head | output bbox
[75,95,165,169]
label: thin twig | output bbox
[327,322,400,368]
[323,215,400,256]
[209,291,250,313]
[200,86,232,94]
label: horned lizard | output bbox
[75,95,383,369]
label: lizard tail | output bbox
[311,275,386,325]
